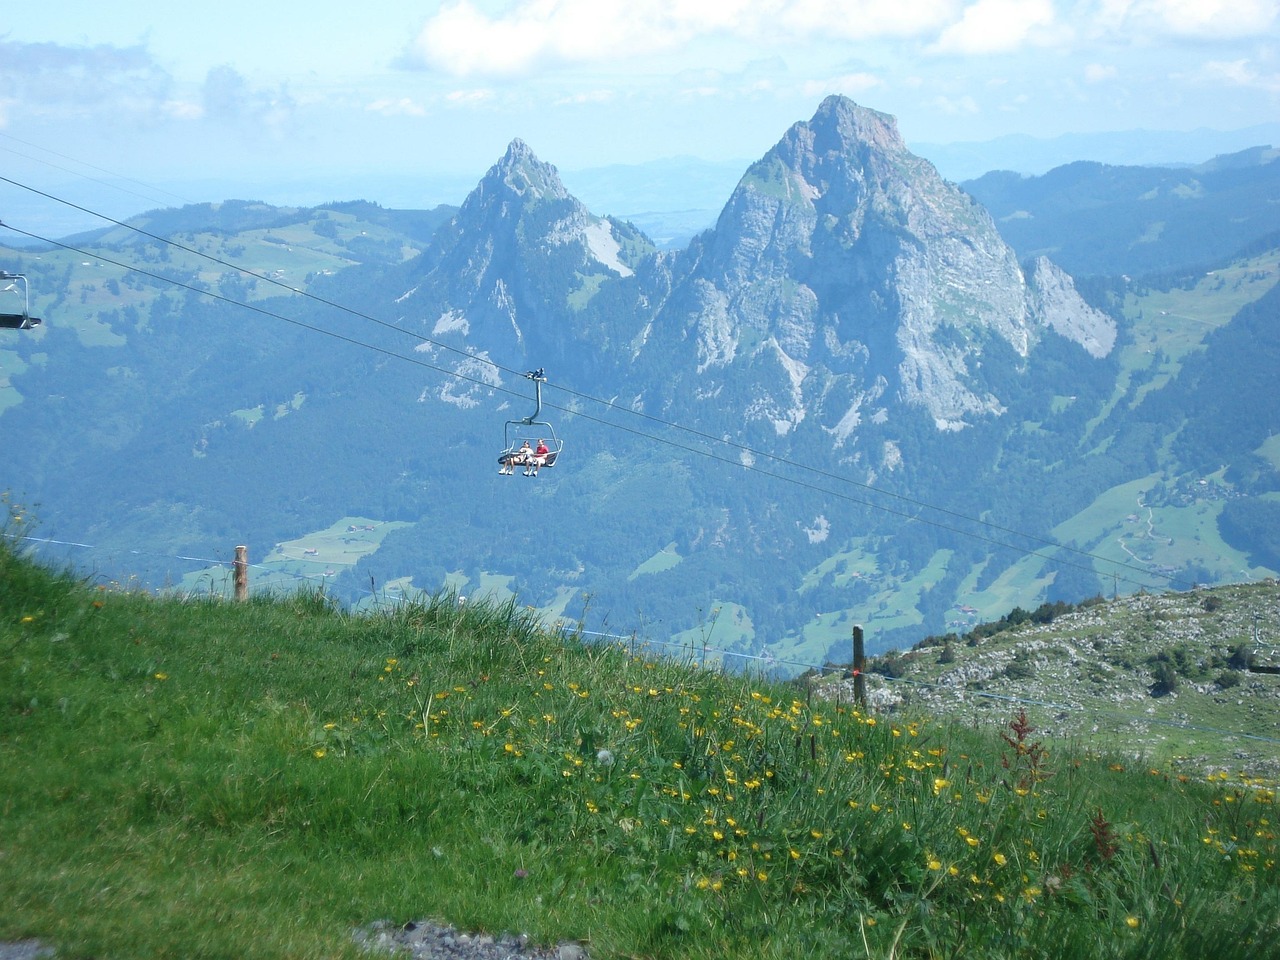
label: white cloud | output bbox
[930,0,1060,55]
[801,72,882,99]
[404,0,970,78]
[445,88,496,105]
[1094,0,1279,40]
[1084,63,1118,83]
[405,0,699,77]
[201,65,296,132]
[676,85,725,100]
[776,0,958,39]
[0,40,173,117]
[931,93,980,114]
[163,99,204,120]
[1198,58,1280,92]
[554,89,616,105]
[367,97,428,117]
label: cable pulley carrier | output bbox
[0,272,42,330]
[497,368,563,477]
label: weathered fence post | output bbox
[852,624,866,709]
[234,545,248,602]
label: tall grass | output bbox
[1,512,1276,958]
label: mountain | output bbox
[2,97,1278,672]
[630,98,1114,440]
[962,147,1280,277]
[392,138,656,378]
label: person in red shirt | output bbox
[527,439,550,476]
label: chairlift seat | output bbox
[0,274,40,329]
[496,369,564,474]
[497,443,560,469]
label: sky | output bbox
[1,0,1278,230]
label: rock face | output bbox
[1027,256,1117,358]
[637,96,1115,441]
[397,96,1113,458]
[395,138,654,387]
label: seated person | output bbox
[500,440,534,475]
[527,439,551,476]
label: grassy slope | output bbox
[1087,248,1280,440]
[3,520,1277,960]
[175,516,413,599]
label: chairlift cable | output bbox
[0,174,501,371]
[0,174,1172,581]
[0,222,525,402]
[0,213,1177,593]
[0,138,194,210]
[0,183,1194,593]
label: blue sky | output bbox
[1,0,1278,226]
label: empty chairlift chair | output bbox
[0,273,42,330]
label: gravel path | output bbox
[354,921,588,960]
[1,922,588,960]
[0,943,54,960]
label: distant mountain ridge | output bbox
[963,146,1280,277]
[915,122,1280,180]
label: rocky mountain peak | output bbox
[801,95,906,160]
[484,138,569,203]
[646,96,1114,444]
[399,97,1113,453]
[394,136,653,382]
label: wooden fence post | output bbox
[852,624,866,709]
[234,545,248,602]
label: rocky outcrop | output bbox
[638,96,1114,440]
[1027,256,1116,357]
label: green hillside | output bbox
[963,154,1280,277]
[2,511,1276,959]
[0,199,451,411]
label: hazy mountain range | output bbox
[2,97,1278,668]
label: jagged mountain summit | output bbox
[635,96,1115,447]
[393,137,655,403]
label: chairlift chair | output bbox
[0,272,42,330]
[497,368,564,475]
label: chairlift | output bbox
[0,272,42,330]
[497,368,563,476]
